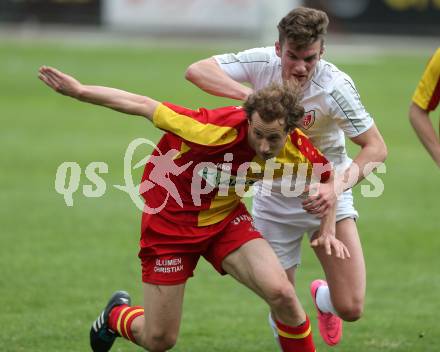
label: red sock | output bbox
[275,316,315,352]
[108,305,144,343]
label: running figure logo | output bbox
[115,138,192,214]
[140,150,192,207]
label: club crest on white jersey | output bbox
[302,110,316,130]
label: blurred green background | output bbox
[0,39,439,351]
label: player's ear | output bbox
[275,41,282,58]
[319,42,325,58]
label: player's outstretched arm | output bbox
[185,57,253,101]
[38,66,159,121]
[310,203,350,259]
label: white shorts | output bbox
[252,189,358,269]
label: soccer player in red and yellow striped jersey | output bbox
[39,66,350,352]
[140,100,330,230]
[410,48,440,168]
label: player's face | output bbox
[275,39,323,86]
[247,112,289,160]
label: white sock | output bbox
[268,313,282,349]
[268,313,279,338]
[316,285,338,316]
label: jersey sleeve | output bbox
[152,102,239,146]
[412,48,440,112]
[290,129,332,183]
[328,75,374,138]
[213,47,273,85]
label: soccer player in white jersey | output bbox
[185,6,387,347]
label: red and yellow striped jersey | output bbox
[412,48,440,112]
[140,102,329,230]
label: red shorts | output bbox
[138,203,262,285]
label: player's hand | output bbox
[241,86,254,100]
[302,182,338,218]
[310,233,350,259]
[38,66,82,98]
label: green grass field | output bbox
[1,39,439,352]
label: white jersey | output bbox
[215,47,373,225]
[214,47,374,168]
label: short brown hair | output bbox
[277,7,329,49]
[243,81,304,132]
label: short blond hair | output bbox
[243,81,304,132]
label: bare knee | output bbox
[335,299,364,322]
[140,330,178,352]
[265,280,296,309]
